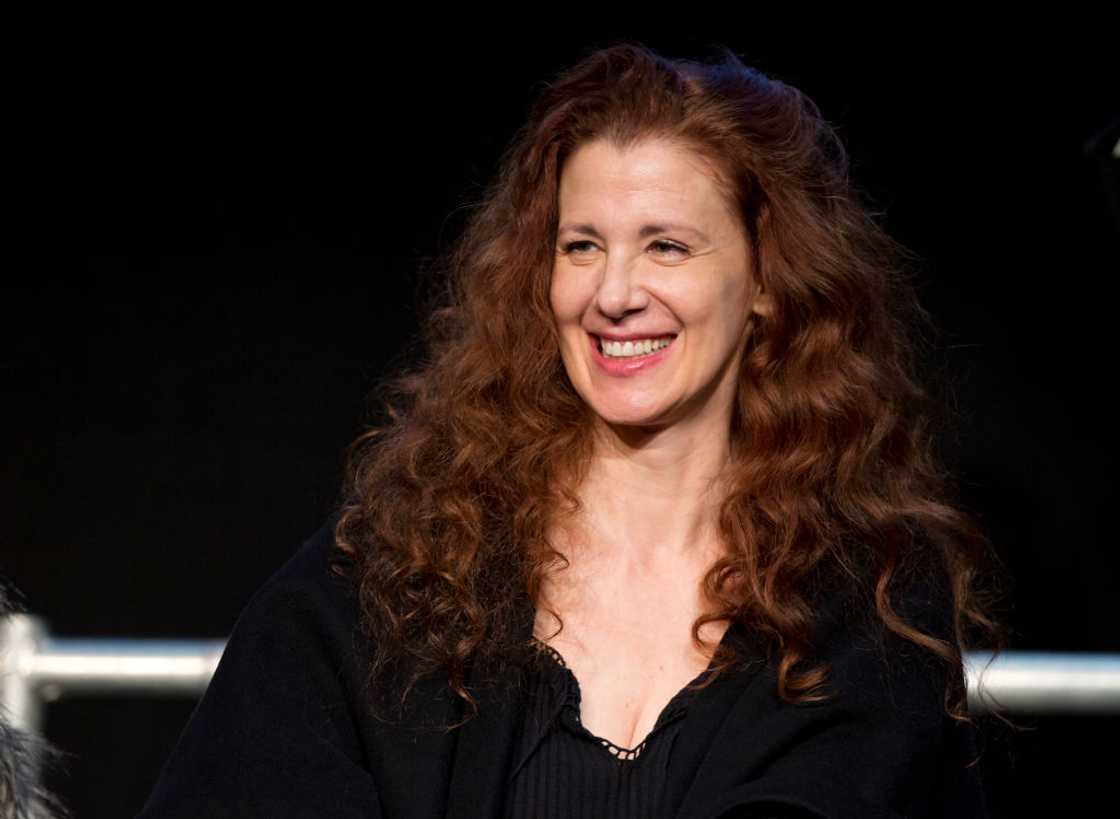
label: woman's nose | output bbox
[595,255,648,318]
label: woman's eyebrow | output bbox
[557,222,710,242]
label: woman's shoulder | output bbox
[204,512,373,708]
[255,511,346,584]
[681,535,987,819]
[806,532,964,710]
[810,530,955,635]
[234,512,358,631]
[137,514,382,816]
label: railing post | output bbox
[0,613,48,735]
[1,613,51,818]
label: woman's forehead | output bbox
[557,140,740,238]
[561,137,722,187]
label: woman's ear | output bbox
[750,288,774,318]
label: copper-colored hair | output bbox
[332,41,1009,729]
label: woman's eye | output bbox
[650,240,688,256]
[560,239,689,256]
[562,240,597,254]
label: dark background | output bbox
[8,25,1118,817]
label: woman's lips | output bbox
[588,333,676,376]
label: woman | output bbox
[140,42,1007,818]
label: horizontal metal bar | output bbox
[5,616,1120,713]
[30,646,1120,713]
[965,651,1120,714]
[30,637,227,697]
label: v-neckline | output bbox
[528,622,738,762]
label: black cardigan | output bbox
[137,520,988,818]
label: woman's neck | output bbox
[559,421,733,575]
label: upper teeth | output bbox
[600,336,674,358]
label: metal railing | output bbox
[1,615,226,734]
[4,614,1120,733]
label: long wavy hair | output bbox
[332,40,1009,729]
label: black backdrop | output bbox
[11,25,1119,817]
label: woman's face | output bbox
[550,137,769,433]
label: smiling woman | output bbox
[551,137,770,432]
[139,40,1008,819]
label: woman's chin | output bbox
[593,407,674,432]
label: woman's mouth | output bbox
[588,333,677,375]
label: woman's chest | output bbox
[532,604,728,754]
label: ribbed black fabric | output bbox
[504,635,726,818]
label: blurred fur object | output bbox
[0,579,69,819]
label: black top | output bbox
[137,518,989,818]
[504,635,719,817]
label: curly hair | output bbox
[331,40,1009,730]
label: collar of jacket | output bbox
[443,594,536,819]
